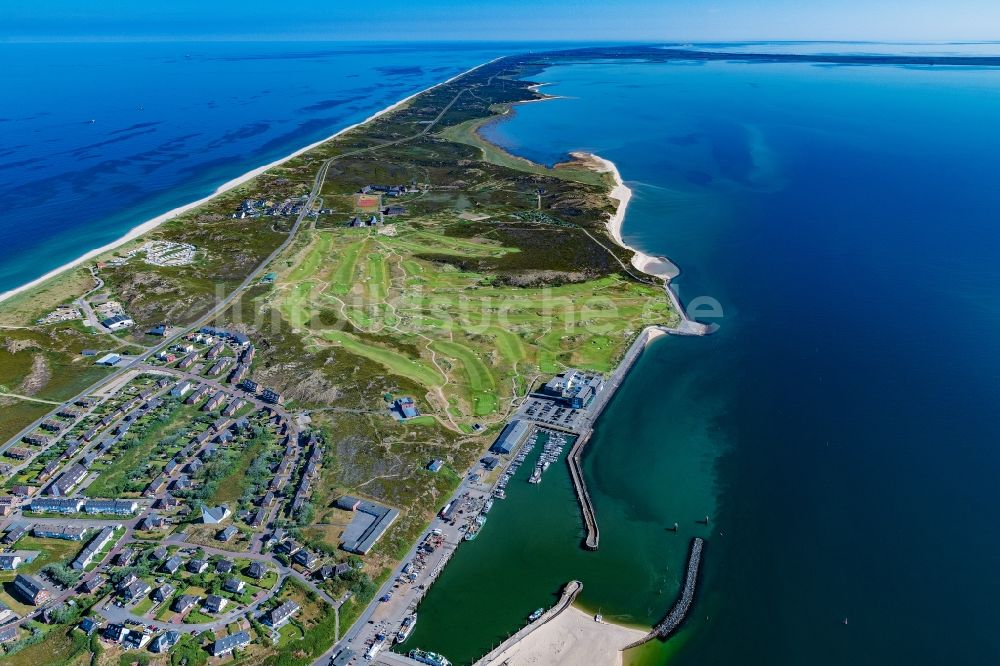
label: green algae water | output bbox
[409,52,1000,665]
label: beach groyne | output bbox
[623,537,705,649]
[475,580,583,666]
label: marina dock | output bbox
[474,580,583,666]
[623,537,705,649]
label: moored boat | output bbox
[396,613,417,643]
[409,648,452,666]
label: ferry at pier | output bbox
[409,649,452,666]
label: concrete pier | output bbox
[567,432,600,550]
[475,580,583,666]
[623,537,705,649]
[561,325,669,551]
[662,283,712,336]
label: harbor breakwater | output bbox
[624,537,705,649]
[567,322,699,551]
[475,580,583,666]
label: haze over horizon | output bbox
[3,0,999,43]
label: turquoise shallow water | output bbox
[410,57,1000,665]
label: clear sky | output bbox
[3,0,999,43]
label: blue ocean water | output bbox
[478,60,1000,663]
[0,41,556,293]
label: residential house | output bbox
[172,595,198,613]
[104,624,128,643]
[150,630,180,653]
[152,584,175,603]
[13,574,49,605]
[265,600,300,629]
[210,631,251,657]
[246,562,268,580]
[187,558,209,574]
[0,600,15,625]
[170,380,193,398]
[3,523,27,544]
[0,625,19,644]
[115,548,134,567]
[260,388,284,405]
[0,554,22,570]
[83,499,138,515]
[139,513,164,531]
[202,391,226,412]
[250,507,266,528]
[45,464,87,496]
[33,524,88,540]
[121,580,151,602]
[203,594,227,614]
[216,526,238,542]
[162,556,182,574]
[293,549,319,569]
[222,577,244,594]
[30,497,83,513]
[79,575,105,593]
[122,629,151,650]
[201,504,231,524]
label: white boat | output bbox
[364,633,387,661]
[396,614,417,643]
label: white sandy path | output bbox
[481,606,647,666]
[0,58,504,305]
[572,151,681,281]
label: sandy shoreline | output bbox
[0,57,503,305]
[481,606,647,666]
[573,151,681,281]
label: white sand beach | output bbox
[481,606,647,666]
[0,57,502,305]
[573,151,681,281]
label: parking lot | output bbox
[519,396,586,432]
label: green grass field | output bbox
[84,402,187,498]
[321,330,444,388]
[329,239,366,294]
[272,217,676,424]
[2,627,90,666]
[432,340,497,416]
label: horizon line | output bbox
[5,37,1000,45]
